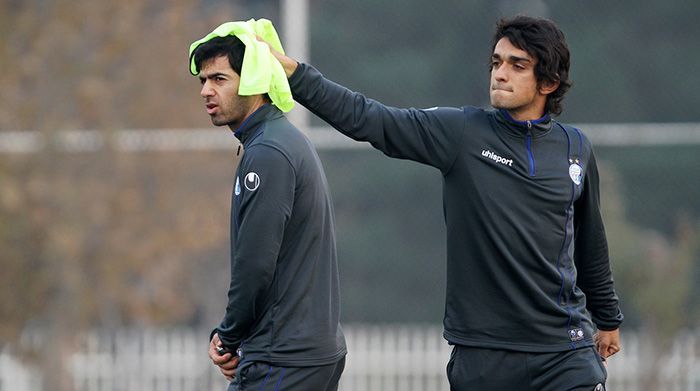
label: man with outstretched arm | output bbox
[270,15,623,390]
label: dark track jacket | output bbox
[214,104,346,366]
[289,64,623,352]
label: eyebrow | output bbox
[492,53,533,64]
[199,72,229,81]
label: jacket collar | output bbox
[233,103,283,143]
[494,109,553,138]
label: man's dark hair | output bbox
[492,16,572,116]
[193,35,246,76]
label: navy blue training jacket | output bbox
[214,104,347,366]
[289,63,623,352]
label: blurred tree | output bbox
[600,162,698,391]
[14,149,237,390]
[0,160,51,344]
[0,1,252,389]
[0,0,251,131]
[597,145,700,235]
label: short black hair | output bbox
[192,35,246,76]
[492,16,572,116]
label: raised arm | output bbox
[272,50,466,172]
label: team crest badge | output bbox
[569,163,582,185]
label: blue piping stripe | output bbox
[564,182,577,350]
[555,124,579,349]
[526,135,535,176]
[574,127,583,157]
[555,209,571,307]
[555,127,571,305]
[273,368,286,391]
[571,126,585,340]
[259,366,273,391]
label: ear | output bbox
[539,79,560,96]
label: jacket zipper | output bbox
[525,121,535,176]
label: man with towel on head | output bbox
[189,19,346,390]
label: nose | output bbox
[200,80,214,98]
[492,63,507,82]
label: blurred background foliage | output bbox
[0,1,698,383]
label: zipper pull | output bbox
[527,120,532,130]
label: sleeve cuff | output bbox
[593,310,624,331]
[596,324,621,331]
[210,327,241,350]
[288,62,305,84]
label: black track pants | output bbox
[447,345,607,391]
[227,357,345,391]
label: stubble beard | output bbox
[210,115,229,127]
[490,90,535,114]
[210,103,246,128]
[490,95,511,111]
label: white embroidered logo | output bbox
[568,327,585,342]
[244,172,260,191]
[569,163,582,185]
[481,149,514,167]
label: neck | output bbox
[500,108,550,125]
[228,98,270,133]
[505,107,547,122]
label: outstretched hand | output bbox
[595,328,621,360]
[257,36,299,78]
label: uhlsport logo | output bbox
[481,149,514,167]
[244,172,260,191]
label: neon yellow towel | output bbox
[189,18,294,113]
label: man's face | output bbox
[489,37,551,120]
[199,55,259,129]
